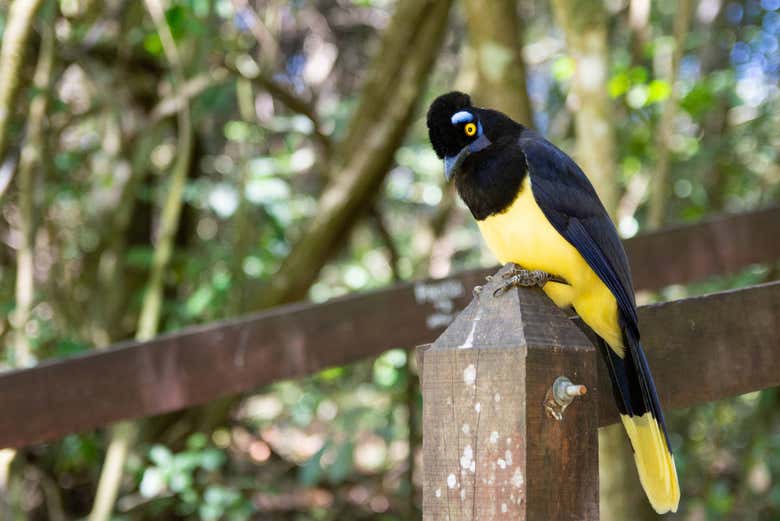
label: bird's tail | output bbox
[598,332,680,514]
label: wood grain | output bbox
[595,281,780,426]
[625,205,780,291]
[0,272,486,449]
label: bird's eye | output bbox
[464,123,477,137]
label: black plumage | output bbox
[427,91,679,513]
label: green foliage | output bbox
[136,435,254,521]
[0,0,778,519]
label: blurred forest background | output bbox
[0,0,778,519]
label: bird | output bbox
[426,91,680,514]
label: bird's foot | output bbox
[493,263,569,297]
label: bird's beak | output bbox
[444,151,466,182]
[443,134,491,181]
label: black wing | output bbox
[517,134,638,332]
[519,133,668,439]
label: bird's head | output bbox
[426,91,492,181]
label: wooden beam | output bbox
[625,205,780,291]
[421,266,599,520]
[0,208,778,449]
[596,281,780,426]
[0,271,484,449]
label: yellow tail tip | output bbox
[620,413,680,514]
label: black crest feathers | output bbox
[426,91,472,159]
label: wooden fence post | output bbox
[420,265,600,520]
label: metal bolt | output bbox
[552,376,587,406]
[545,376,587,420]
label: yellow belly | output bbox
[477,178,624,352]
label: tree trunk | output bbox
[1,7,54,519]
[697,1,730,212]
[10,0,54,368]
[647,0,694,230]
[463,0,533,125]
[629,0,651,63]
[551,0,618,215]
[0,0,46,181]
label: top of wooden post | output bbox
[421,265,600,520]
[431,264,592,352]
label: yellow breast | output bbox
[476,177,624,352]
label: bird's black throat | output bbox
[453,137,529,221]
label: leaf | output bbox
[149,445,173,467]
[187,432,208,451]
[199,449,226,471]
[608,72,630,98]
[298,443,328,486]
[327,441,354,483]
[551,56,575,82]
[143,33,163,56]
[185,285,214,317]
[139,467,166,498]
[680,82,715,117]
[647,79,671,104]
[54,339,90,358]
[169,470,193,493]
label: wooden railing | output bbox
[0,206,778,454]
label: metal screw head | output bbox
[545,376,588,421]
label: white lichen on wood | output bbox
[463,364,476,385]
[511,468,524,489]
[447,473,457,489]
[460,445,474,472]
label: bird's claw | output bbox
[493,264,569,297]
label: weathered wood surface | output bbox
[0,272,484,449]
[626,205,779,291]
[596,280,780,426]
[0,207,778,448]
[422,266,599,520]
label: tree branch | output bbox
[253,0,454,308]
[227,60,333,158]
[369,206,402,282]
[9,0,55,368]
[0,0,46,176]
[88,1,194,519]
[149,68,230,124]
